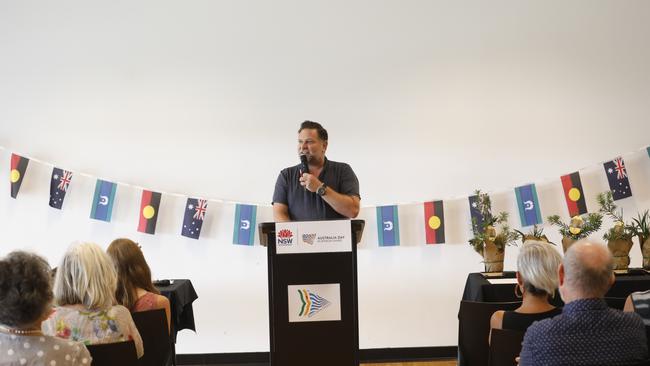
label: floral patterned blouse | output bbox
[41,305,144,358]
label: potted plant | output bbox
[597,191,635,270]
[547,213,603,253]
[515,225,555,245]
[469,190,519,272]
[632,210,650,269]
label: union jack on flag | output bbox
[613,157,627,180]
[57,170,73,191]
[604,157,633,200]
[193,199,208,220]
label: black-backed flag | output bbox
[138,190,162,235]
[603,157,633,200]
[10,153,29,198]
[49,168,72,209]
[424,200,445,244]
[560,172,587,217]
[182,198,208,239]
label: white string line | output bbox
[2,144,648,209]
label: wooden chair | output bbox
[86,340,138,366]
[488,329,524,366]
[458,300,521,366]
[132,308,173,366]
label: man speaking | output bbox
[273,121,360,222]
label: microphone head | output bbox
[299,154,309,174]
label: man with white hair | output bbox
[519,241,647,366]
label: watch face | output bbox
[317,185,326,196]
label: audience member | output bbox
[625,290,650,325]
[107,238,171,330]
[0,251,91,366]
[490,241,562,340]
[42,242,144,358]
[519,241,647,365]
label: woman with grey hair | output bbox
[490,240,563,337]
[0,251,91,366]
[42,242,144,358]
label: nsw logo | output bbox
[302,233,316,245]
[277,229,294,245]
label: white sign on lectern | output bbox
[275,220,352,254]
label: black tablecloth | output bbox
[461,270,650,304]
[156,279,198,343]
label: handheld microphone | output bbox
[300,154,309,175]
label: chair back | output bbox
[86,340,138,366]
[604,297,627,310]
[132,308,173,366]
[458,300,521,366]
[488,329,524,366]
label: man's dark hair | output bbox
[299,120,328,141]
[0,251,53,326]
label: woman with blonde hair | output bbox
[490,240,563,337]
[0,251,92,366]
[42,242,144,358]
[107,238,171,330]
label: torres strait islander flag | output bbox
[182,198,208,239]
[469,194,485,235]
[138,190,162,234]
[376,205,399,246]
[423,200,445,244]
[49,168,72,209]
[514,184,543,227]
[90,179,117,222]
[561,172,588,217]
[233,204,257,246]
[604,157,633,200]
[10,153,29,198]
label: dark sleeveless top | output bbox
[502,307,562,331]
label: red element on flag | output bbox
[193,199,207,220]
[614,157,627,180]
[57,171,72,191]
[560,172,587,217]
[423,201,445,244]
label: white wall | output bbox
[2,0,650,354]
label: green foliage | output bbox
[468,190,518,255]
[514,225,555,245]
[632,210,650,242]
[597,191,635,241]
[547,213,603,240]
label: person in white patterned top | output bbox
[0,251,92,366]
[41,242,144,358]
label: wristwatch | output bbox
[316,183,327,196]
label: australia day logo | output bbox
[297,289,331,318]
[277,229,294,246]
[302,233,316,245]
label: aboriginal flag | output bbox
[423,200,445,244]
[561,172,587,217]
[10,153,29,198]
[138,190,162,234]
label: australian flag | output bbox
[49,168,72,209]
[469,194,485,235]
[603,157,633,200]
[182,198,208,239]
